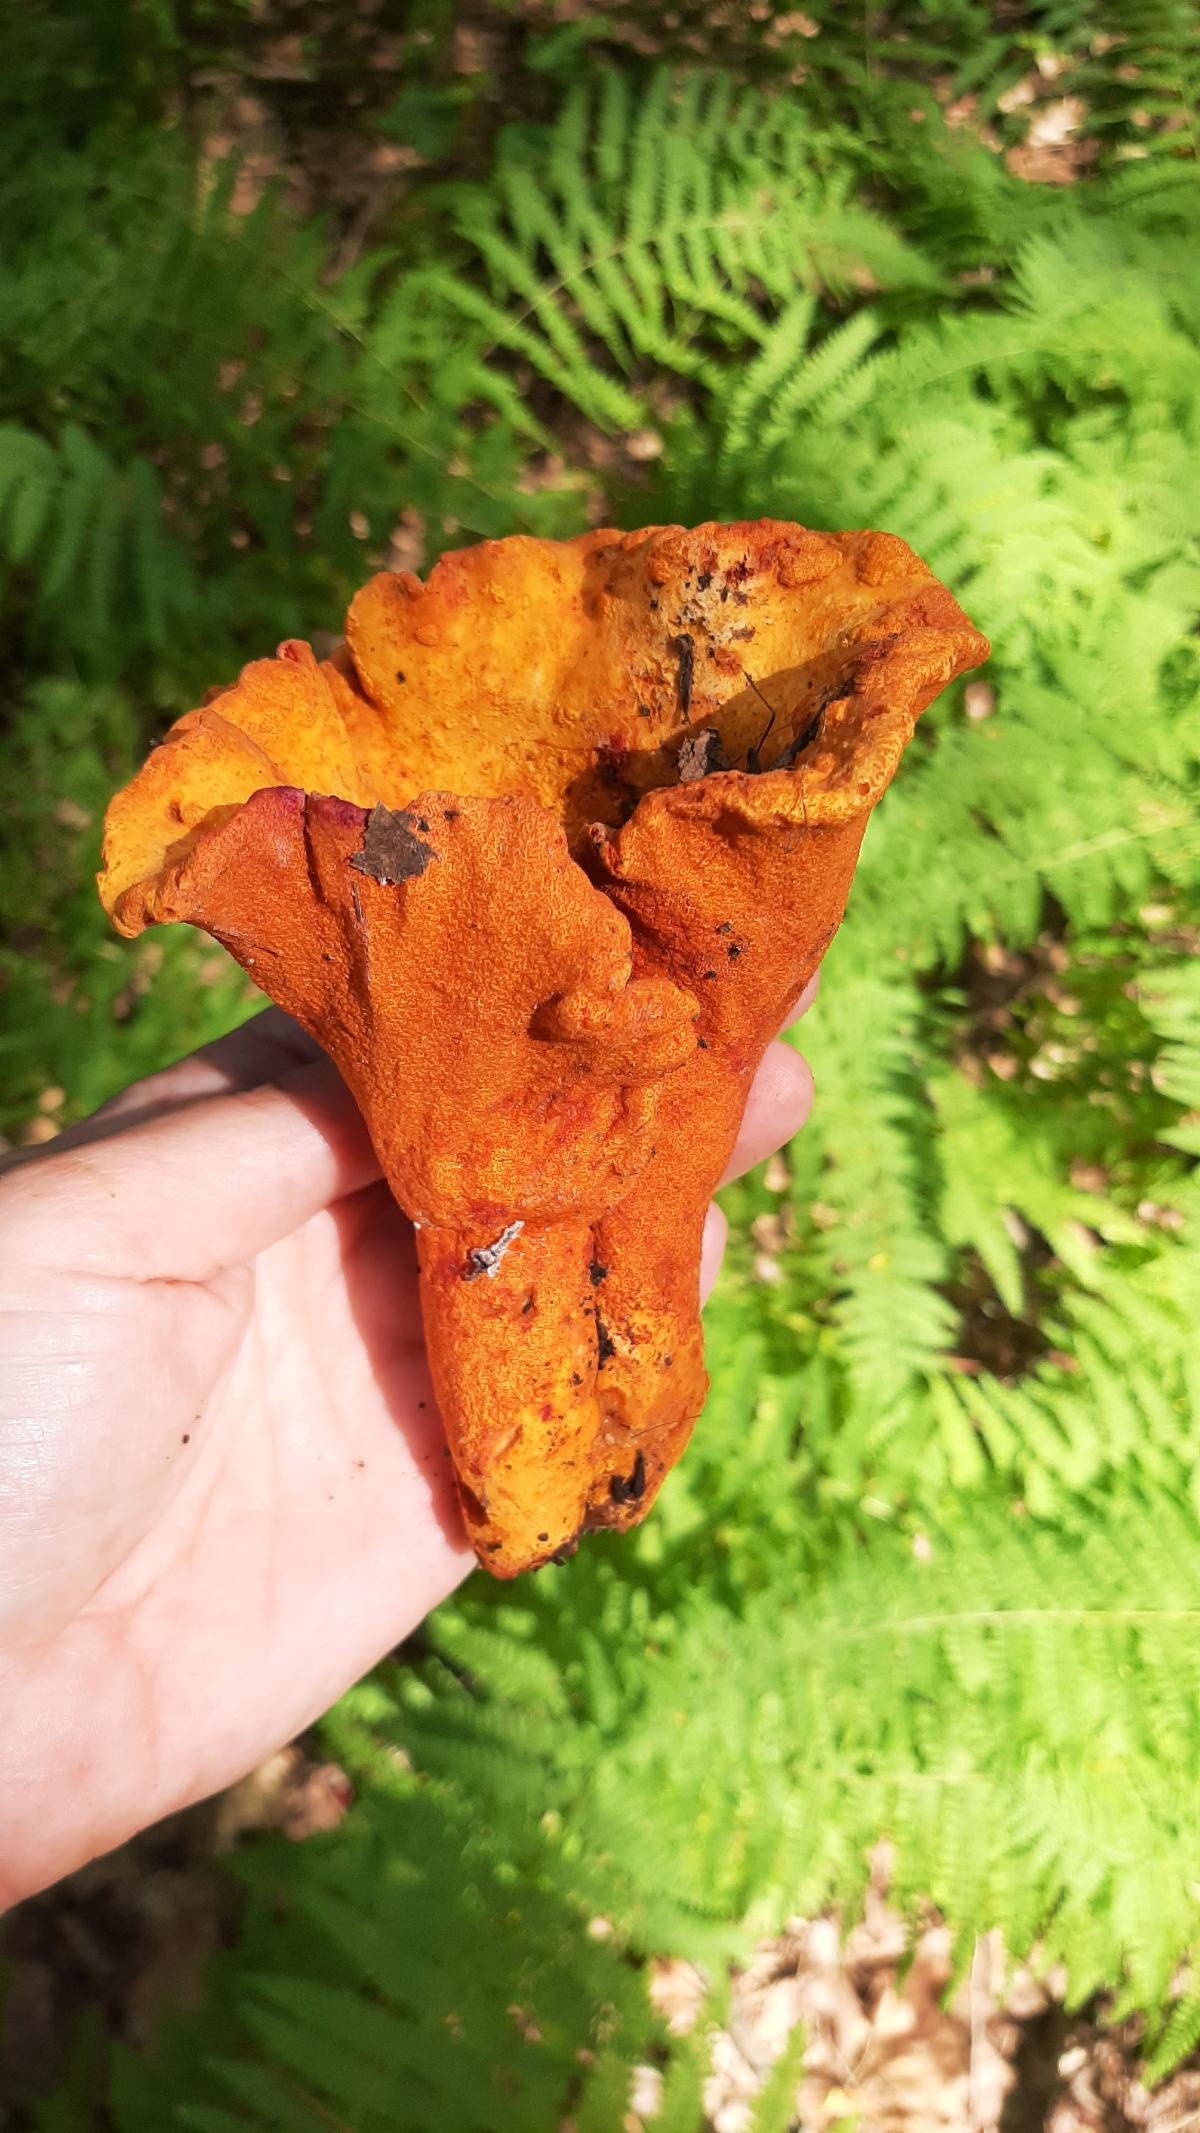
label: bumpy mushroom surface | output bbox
[100,521,988,1574]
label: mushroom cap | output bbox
[100,521,987,932]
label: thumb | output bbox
[2,1058,381,1285]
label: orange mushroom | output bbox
[99,522,988,1575]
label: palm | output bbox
[1,1001,813,1906]
[0,1023,470,1908]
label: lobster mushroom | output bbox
[99,522,988,1575]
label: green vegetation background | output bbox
[2,0,1199,2122]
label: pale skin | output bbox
[0,981,817,1908]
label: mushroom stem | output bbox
[583,803,874,1529]
[416,1215,609,1576]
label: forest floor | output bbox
[6,1749,1200,2132]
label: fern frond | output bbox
[1136,964,1200,1128]
[0,422,198,666]
[784,950,955,1419]
[419,70,932,433]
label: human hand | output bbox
[0,989,816,1906]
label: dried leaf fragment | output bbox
[464,1221,524,1282]
[350,804,437,884]
[677,729,726,782]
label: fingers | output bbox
[3,1058,381,1285]
[720,963,820,1181]
[39,1009,324,1155]
[719,1040,814,1186]
[782,967,820,1032]
[704,971,822,1295]
[699,1204,728,1304]
[5,973,821,1286]
[54,970,820,1156]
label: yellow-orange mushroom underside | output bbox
[99,521,988,1575]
